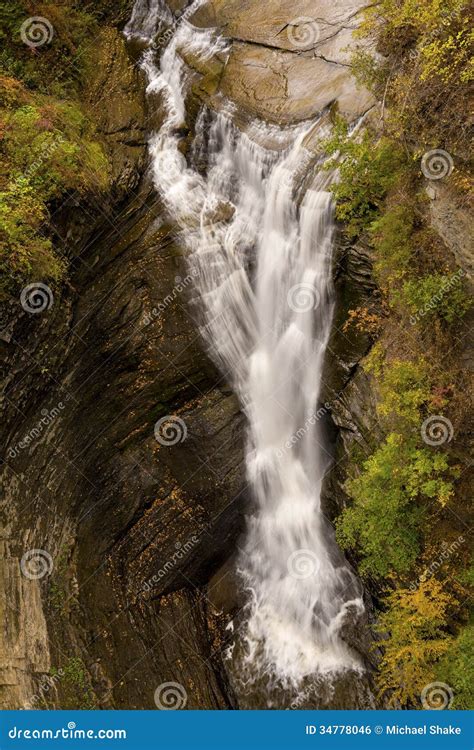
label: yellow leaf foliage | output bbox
[376,579,456,706]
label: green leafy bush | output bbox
[337,355,458,578]
[324,120,408,238]
[336,434,455,578]
[0,180,64,289]
[353,0,472,158]
[0,83,109,294]
[370,205,414,283]
[437,622,474,709]
[375,359,432,426]
[360,0,472,84]
[396,272,471,324]
[0,1,97,95]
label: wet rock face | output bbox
[321,234,382,517]
[0,163,246,709]
[85,26,148,198]
[0,21,245,710]
[0,0,377,710]
[425,182,474,284]
[191,0,374,124]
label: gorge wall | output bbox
[3,0,469,711]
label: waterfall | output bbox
[126,0,365,692]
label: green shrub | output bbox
[337,354,458,578]
[324,120,408,238]
[354,0,472,158]
[336,433,455,578]
[52,657,95,710]
[370,205,414,283]
[350,47,388,94]
[437,622,474,709]
[3,101,109,197]
[375,359,432,426]
[396,272,471,324]
[0,1,97,95]
[0,86,109,295]
[358,0,470,83]
[0,180,64,292]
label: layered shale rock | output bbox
[0,13,244,709]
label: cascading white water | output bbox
[126,0,365,690]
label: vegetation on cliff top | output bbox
[351,0,473,160]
